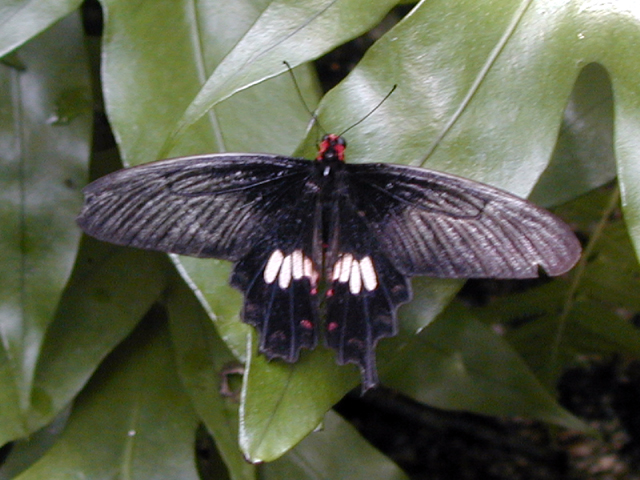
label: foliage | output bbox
[1,0,639,478]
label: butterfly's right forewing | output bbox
[346,163,581,279]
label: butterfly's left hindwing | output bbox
[230,184,322,362]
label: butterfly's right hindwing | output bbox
[77,154,314,260]
[323,184,411,390]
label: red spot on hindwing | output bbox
[327,322,339,332]
[300,319,313,330]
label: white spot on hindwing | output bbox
[349,260,362,294]
[279,254,292,289]
[337,253,353,282]
[303,256,314,279]
[263,249,318,289]
[330,254,378,294]
[264,249,284,284]
[265,251,377,295]
[359,256,377,292]
[291,250,304,279]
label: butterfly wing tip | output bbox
[541,242,583,277]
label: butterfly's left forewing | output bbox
[77,154,315,261]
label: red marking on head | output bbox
[316,134,346,162]
[300,319,313,330]
[327,322,339,332]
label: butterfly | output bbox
[77,133,581,391]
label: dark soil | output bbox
[334,358,640,479]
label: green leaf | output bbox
[164,0,400,150]
[301,0,636,201]
[385,302,586,431]
[261,411,409,480]
[13,314,201,480]
[0,0,83,58]
[99,0,323,164]
[530,62,616,207]
[0,13,91,445]
[28,242,171,433]
[166,276,255,480]
[240,334,356,462]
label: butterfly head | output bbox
[316,134,346,163]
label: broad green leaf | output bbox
[27,242,171,433]
[302,0,636,200]
[247,0,640,455]
[100,0,321,164]
[530,62,616,207]
[166,276,255,480]
[0,0,82,58]
[0,13,90,444]
[14,314,201,480]
[240,334,355,462]
[261,411,409,480]
[385,303,586,431]
[164,0,400,150]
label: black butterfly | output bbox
[77,134,581,391]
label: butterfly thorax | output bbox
[311,134,350,260]
[316,134,346,164]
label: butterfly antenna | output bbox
[283,61,327,137]
[339,84,397,137]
